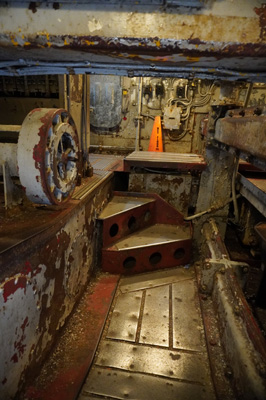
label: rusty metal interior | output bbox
[0,1,266,399]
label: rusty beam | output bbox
[0,2,265,79]
[214,107,266,162]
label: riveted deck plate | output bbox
[81,367,216,400]
[172,280,206,351]
[106,291,142,342]
[96,340,211,384]
[120,266,195,293]
[78,267,217,400]
[139,285,170,347]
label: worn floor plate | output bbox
[173,280,206,351]
[96,340,211,384]
[106,291,142,342]
[81,367,216,400]
[120,267,194,293]
[79,267,216,400]
[110,224,190,250]
[139,285,169,346]
[99,195,155,219]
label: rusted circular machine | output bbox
[17,108,80,205]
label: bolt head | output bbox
[201,284,207,292]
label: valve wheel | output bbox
[17,108,81,205]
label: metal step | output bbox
[109,224,190,250]
[98,195,155,219]
[102,224,191,274]
[98,195,156,248]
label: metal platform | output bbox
[78,267,216,400]
[89,154,124,172]
[124,151,206,172]
[238,173,266,218]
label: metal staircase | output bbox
[98,192,192,274]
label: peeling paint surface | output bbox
[129,173,192,216]
[0,176,113,399]
[17,108,81,205]
[254,3,266,41]
[0,2,262,42]
[0,264,54,398]
[0,1,265,77]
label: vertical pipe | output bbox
[232,155,240,223]
[86,75,90,152]
[135,77,143,151]
[244,83,253,107]
[67,74,71,113]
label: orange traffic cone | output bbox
[148,116,163,152]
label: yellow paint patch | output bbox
[10,34,19,46]
[64,39,69,46]
[84,40,95,46]
[186,56,200,62]
[155,40,161,47]
[24,42,31,46]
[128,54,140,59]
[157,57,170,62]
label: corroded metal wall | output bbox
[0,177,113,399]
[0,1,265,79]
[128,173,192,216]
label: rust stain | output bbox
[2,275,28,303]
[31,108,80,205]
[28,2,37,13]
[254,4,266,41]
[5,34,266,60]
[13,317,29,360]
[11,353,19,363]
[0,179,114,398]
[69,75,82,102]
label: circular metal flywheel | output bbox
[17,108,81,205]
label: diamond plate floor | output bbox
[78,267,217,400]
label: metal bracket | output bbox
[201,257,249,294]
